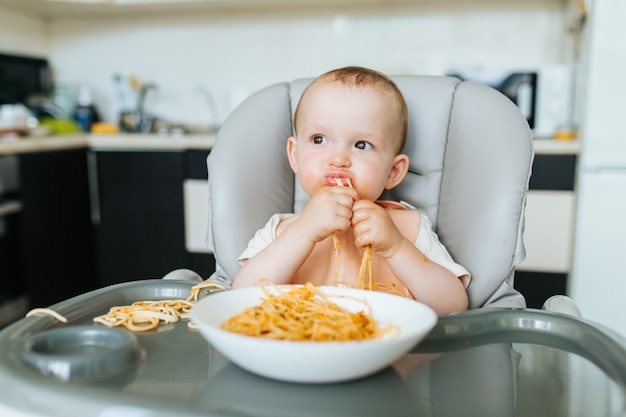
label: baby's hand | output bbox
[351,200,405,258]
[297,186,357,243]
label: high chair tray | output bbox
[1,279,625,417]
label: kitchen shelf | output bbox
[0,0,563,18]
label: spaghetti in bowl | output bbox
[190,284,437,383]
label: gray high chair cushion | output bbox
[206,75,534,309]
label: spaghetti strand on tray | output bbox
[220,280,396,341]
[92,280,226,332]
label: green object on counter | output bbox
[39,117,82,134]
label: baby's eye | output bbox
[355,141,373,151]
[313,135,328,144]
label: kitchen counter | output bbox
[89,133,215,151]
[532,138,580,155]
[0,133,578,155]
[0,133,216,155]
[0,134,86,155]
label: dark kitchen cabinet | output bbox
[17,146,215,306]
[88,150,187,286]
[88,150,215,287]
[20,149,97,307]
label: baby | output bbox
[232,66,469,315]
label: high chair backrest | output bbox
[206,75,534,309]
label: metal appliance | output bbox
[448,64,575,138]
[0,53,50,106]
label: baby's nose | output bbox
[328,150,351,167]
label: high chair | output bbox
[204,74,534,309]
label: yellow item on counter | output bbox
[91,122,119,134]
[554,129,577,141]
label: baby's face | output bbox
[288,81,406,201]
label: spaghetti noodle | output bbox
[92,280,226,332]
[220,280,395,341]
[25,308,68,323]
[333,178,401,295]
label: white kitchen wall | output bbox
[0,6,48,56]
[40,2,569,128]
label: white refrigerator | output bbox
[568,0,626,337]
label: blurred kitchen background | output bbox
[1,0,626,338]
[0,0,581,131]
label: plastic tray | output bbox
[1,279,626,417]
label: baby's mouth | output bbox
[332,177,353,188]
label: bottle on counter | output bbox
[73,84,100,132]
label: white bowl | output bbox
[191,285,437,383]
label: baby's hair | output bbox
[294,66,408,153]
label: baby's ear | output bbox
[287,136,299,173]
[385,154,409,189]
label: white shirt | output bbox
[238,211,471,288]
